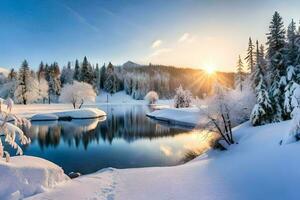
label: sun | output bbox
[204,65,215,75]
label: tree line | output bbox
[0,57,235,104]
[235,11,300,126]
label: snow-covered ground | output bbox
[0,156,69,200]
[3,120,296,200]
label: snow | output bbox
[146,107,204,127]
[31,108,106,120]
[0,156,69,200]
[53,108,106,119]
[30,113,59,121]
[11,104,106,120]
[20,120,300,200]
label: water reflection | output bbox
[16,105,215,174]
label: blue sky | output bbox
[1,0,300,71]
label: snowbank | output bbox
[146,107,204,127]
[30,108,106,121]
[0,156,69,200]
[53,108,106,119]
[25,120,300,200]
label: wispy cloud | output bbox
[151,40,162,48]
[178,33,190,43]
[149,48,173,57]
[178,33,196,43]
[59,3,100,33]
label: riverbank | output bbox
[1,118,298,199]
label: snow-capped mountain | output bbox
[0,67,9,76]
[122,61,141,68]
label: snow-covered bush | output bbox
[174,85,192,108]
[283,83,300,144]
[59,81,96,109]
[0,98,31,162]
[144,91,159,104]
[198,81,255,147]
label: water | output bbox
[11,105,214,175]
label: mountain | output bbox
[0,67,9,76]
[122,61,141,68]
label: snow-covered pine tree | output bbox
[100,64,106,89]
[80,56,94,84]
[250,41,260,90]
[266,11,287,121]
[235,55,244,92]
[284,65,297,118]
[259,44,267,75]
[47,63,61,103]
[282,83,300,144]
[104,62,117,95]
[60,62,74,86]
[37,61,45,82]
[94,63,101,93]
[14,60,39,104]
[73,59,81,81]
[245,37,255,73]
[250,45,273,126]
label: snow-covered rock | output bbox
[53,108,106,119]
[147,107,203,127]
[31,113,59,121]
[0,156,69,200]
[30,108,106,121]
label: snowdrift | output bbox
[31,108,106,121]
[0,156,69,200]
[146,107,204,127]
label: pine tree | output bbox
[235,55,244,92]
[245,37,255,73]
[8,68,17,81]
[266,11,287,121]
[61,62,74,85]
[74,59,80,81]
[287,19,298,66]
[80,56,91,83]
[284,65,297,118]
[250,65,272,126]
[14,60,38,104]
[251,41,261,90]
[94,63,101,93]
[104,62,117,95]
[37,61,45,82]
[259,44,267,74]
[47,63,61,103]
[100,64,106,89]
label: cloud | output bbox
[178,33,190,43]
[61,4,100,32]
[151,40,162,48]
[149,48,173,57]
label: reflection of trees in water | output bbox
[23,106,188,150]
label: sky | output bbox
[1,0,300,72]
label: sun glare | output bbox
[204,66,215,75]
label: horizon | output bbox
[1,0,300,72]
